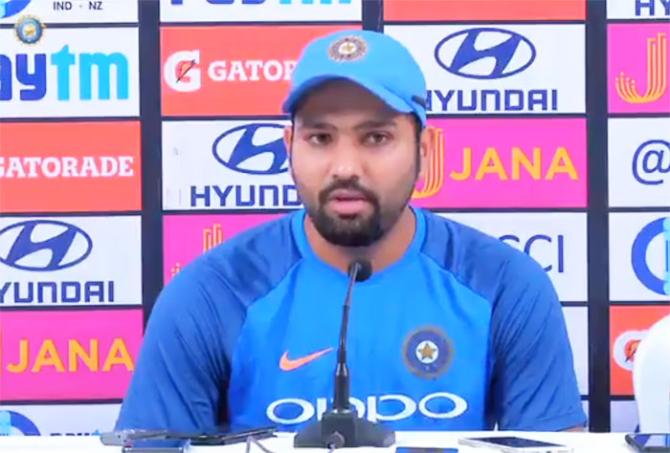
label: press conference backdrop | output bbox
[0,0,668,438]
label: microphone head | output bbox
[349,259,373,282]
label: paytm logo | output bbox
[633,139,670,185]
[631,217,670,296]
[0,45,129,102]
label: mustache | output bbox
[318,178,379,206]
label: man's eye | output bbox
[365,133,390,145]
[308,134,332,145]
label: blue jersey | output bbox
[116,207,586,433]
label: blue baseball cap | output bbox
[282,29,427,127]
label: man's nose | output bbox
[329,141,365,180]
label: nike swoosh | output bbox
[279,347,334,371]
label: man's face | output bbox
[285,80,428,247]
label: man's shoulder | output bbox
[168,212,303,307]
[419,208,553,305]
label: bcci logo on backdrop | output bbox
[631,216,670,296]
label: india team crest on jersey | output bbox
[403,326,453,380]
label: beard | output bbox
[298,175,417,247]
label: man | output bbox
[116,30,586,433]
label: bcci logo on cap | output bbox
[403,326,453,379]
[328,35,367,62]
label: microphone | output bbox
[294,259,396,449]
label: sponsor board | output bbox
[563,306,589,396]
[384,0,586,22]
[0,121,141,213]
[0,309,142,401]
[439,213,588,302]
[160,0,361,23]
[0,0,138,24]
[610,305,670,395]
[160,25,357,116]
[163,213,282,283]
[608,118,670,208]
[411,118,587,208]
[0,216,142,306]
[607,0,670,19]
[0,404,120,435]
[608,25,669,113]
[610,401,639,433]
[0,27,139,118]
[162,120,299,210]
[384,25,586,114]
[609,212,670,301]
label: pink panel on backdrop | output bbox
[0,310,143,401]
[163,214,283,284]
[608,24,670,113]
[411,118,587,208]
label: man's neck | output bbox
[303,207,417,275]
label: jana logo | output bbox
[0,0,31,19]
[0,220,93,272]
[435,27,536,80]
[631,217,670,295]
[0,410,40,436]
[212,123,288,175]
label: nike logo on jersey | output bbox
[279,347,334,371]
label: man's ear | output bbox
[284,124,293,157]
[417,125,435,182]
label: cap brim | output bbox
[282,72,414,118]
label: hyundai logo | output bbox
[0,220,93,272]
[435,27,536,80]
[212,123,288,175]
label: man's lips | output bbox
[326,189,371,216]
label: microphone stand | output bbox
[293,260,396,449]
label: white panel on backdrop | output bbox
[0,404,120,435]
[563,307,589,396]
[0,28,139,118]
[0,216,142,306]
[160,0,362,22]
[607,0,670,19]
[439,213,588,302]
[384,25,586,115]
[163,120,301,210]
[608,118,670,208]
[609,212,670,301]
[611,401,640,433]
[0,0,138,24]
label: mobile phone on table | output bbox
[458,436,572,453]
[625,433,670,452]
[121,438,190,453]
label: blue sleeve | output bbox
[490,255,587,431]
[115,259,244,433]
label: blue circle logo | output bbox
[403,326,453,379]
[0,410,40,436]
[631,217,670,296]
[0,0,31,19]
[14,15,44,45]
